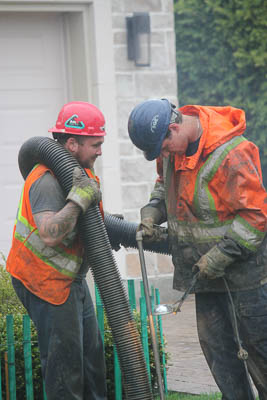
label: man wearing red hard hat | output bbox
[7,102,107,400]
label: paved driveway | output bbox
[161,294,219,395]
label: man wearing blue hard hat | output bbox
[128,98,267,399]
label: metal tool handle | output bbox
[136,230,165,400]
[173,272,199,314]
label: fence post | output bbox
[6,315,16,400]
[23,315,34,400]
[95,285,105,344]
[4,352,9,400]
[139,297,151,384]
[140,281,145,299]
[155,289,168,394]
[43,381,47,400]
[150,286,158,335]
[127,280,136,312]
[113,346,122,400]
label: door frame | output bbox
[0,0,124,274]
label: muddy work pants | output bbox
[195,284,267,400]
[12,277,107,400]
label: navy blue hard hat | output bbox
[128,98,172,160]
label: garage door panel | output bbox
[0,12,69,256]
[0,14,67,89]
[0,99,64,143]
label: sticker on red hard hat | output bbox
[65,114,85,130]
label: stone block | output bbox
[157,254,174,274]
[116,73,134,97]
[135,72,177,97]
[119,140,135,156]
[123,210,139,222]
[111,0,125,13]
[126,250,156,278]
[166,31,177,65]
[151,43,170,70]
[124,0,162,13]
[112,14,127,30]
[151,32,165,45]
[122,184,150,209]
[113,31,127,45]
[126,252,141,278]
[120,157,157,183]
[152,13,174,30]
[118,126,133,141]
[117,99,138,134]
[114,46,134,71]
[162,0,175,13]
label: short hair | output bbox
[170,106,183,124]
[52,133,86,145]
[166,108,183,138]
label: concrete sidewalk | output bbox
[161,295,219,395]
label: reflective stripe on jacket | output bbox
[6,164,103,304]
[151,106,267,292]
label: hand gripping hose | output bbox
[18,136,153,400]
[104,213,170,255]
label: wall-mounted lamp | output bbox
[126,12,151,67]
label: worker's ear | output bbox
[65,137,79,154]
[168,123,180,136]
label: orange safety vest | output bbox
[151,106,267,292]
[6,164,103,305]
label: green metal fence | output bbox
[0,279,168,399]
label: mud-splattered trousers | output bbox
[196,284,267,399]
[12,276,107,400]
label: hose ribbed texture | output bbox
[18,136,153,399]
[104,214,170,255]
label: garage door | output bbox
[0,12,68,257]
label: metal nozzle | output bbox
[153,273,199,317]
[153,303,175,316]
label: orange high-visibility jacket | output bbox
[151,106,267,292]
[7,164,103,304]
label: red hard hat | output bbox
[48,101,106,136]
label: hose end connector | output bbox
[136,230,144,242]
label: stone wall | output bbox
[111,0,178,297]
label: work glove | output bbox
[138,205,166,242]
[192,245,234,280]
[67,167,101,213]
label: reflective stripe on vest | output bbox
[14,172,83,278]
[168,137,265,251]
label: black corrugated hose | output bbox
[104,214,170,255]
[18,136,153,399]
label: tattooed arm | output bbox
[33,201,81,247]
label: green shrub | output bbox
[174,0,267,184]
[0,256,43,399]
[0,314,43,400]
[0,258,168,399]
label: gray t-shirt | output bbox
[29,171,87,278]
[29,171,66,214]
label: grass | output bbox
[156,393,258,400]
[155,393,221,399]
